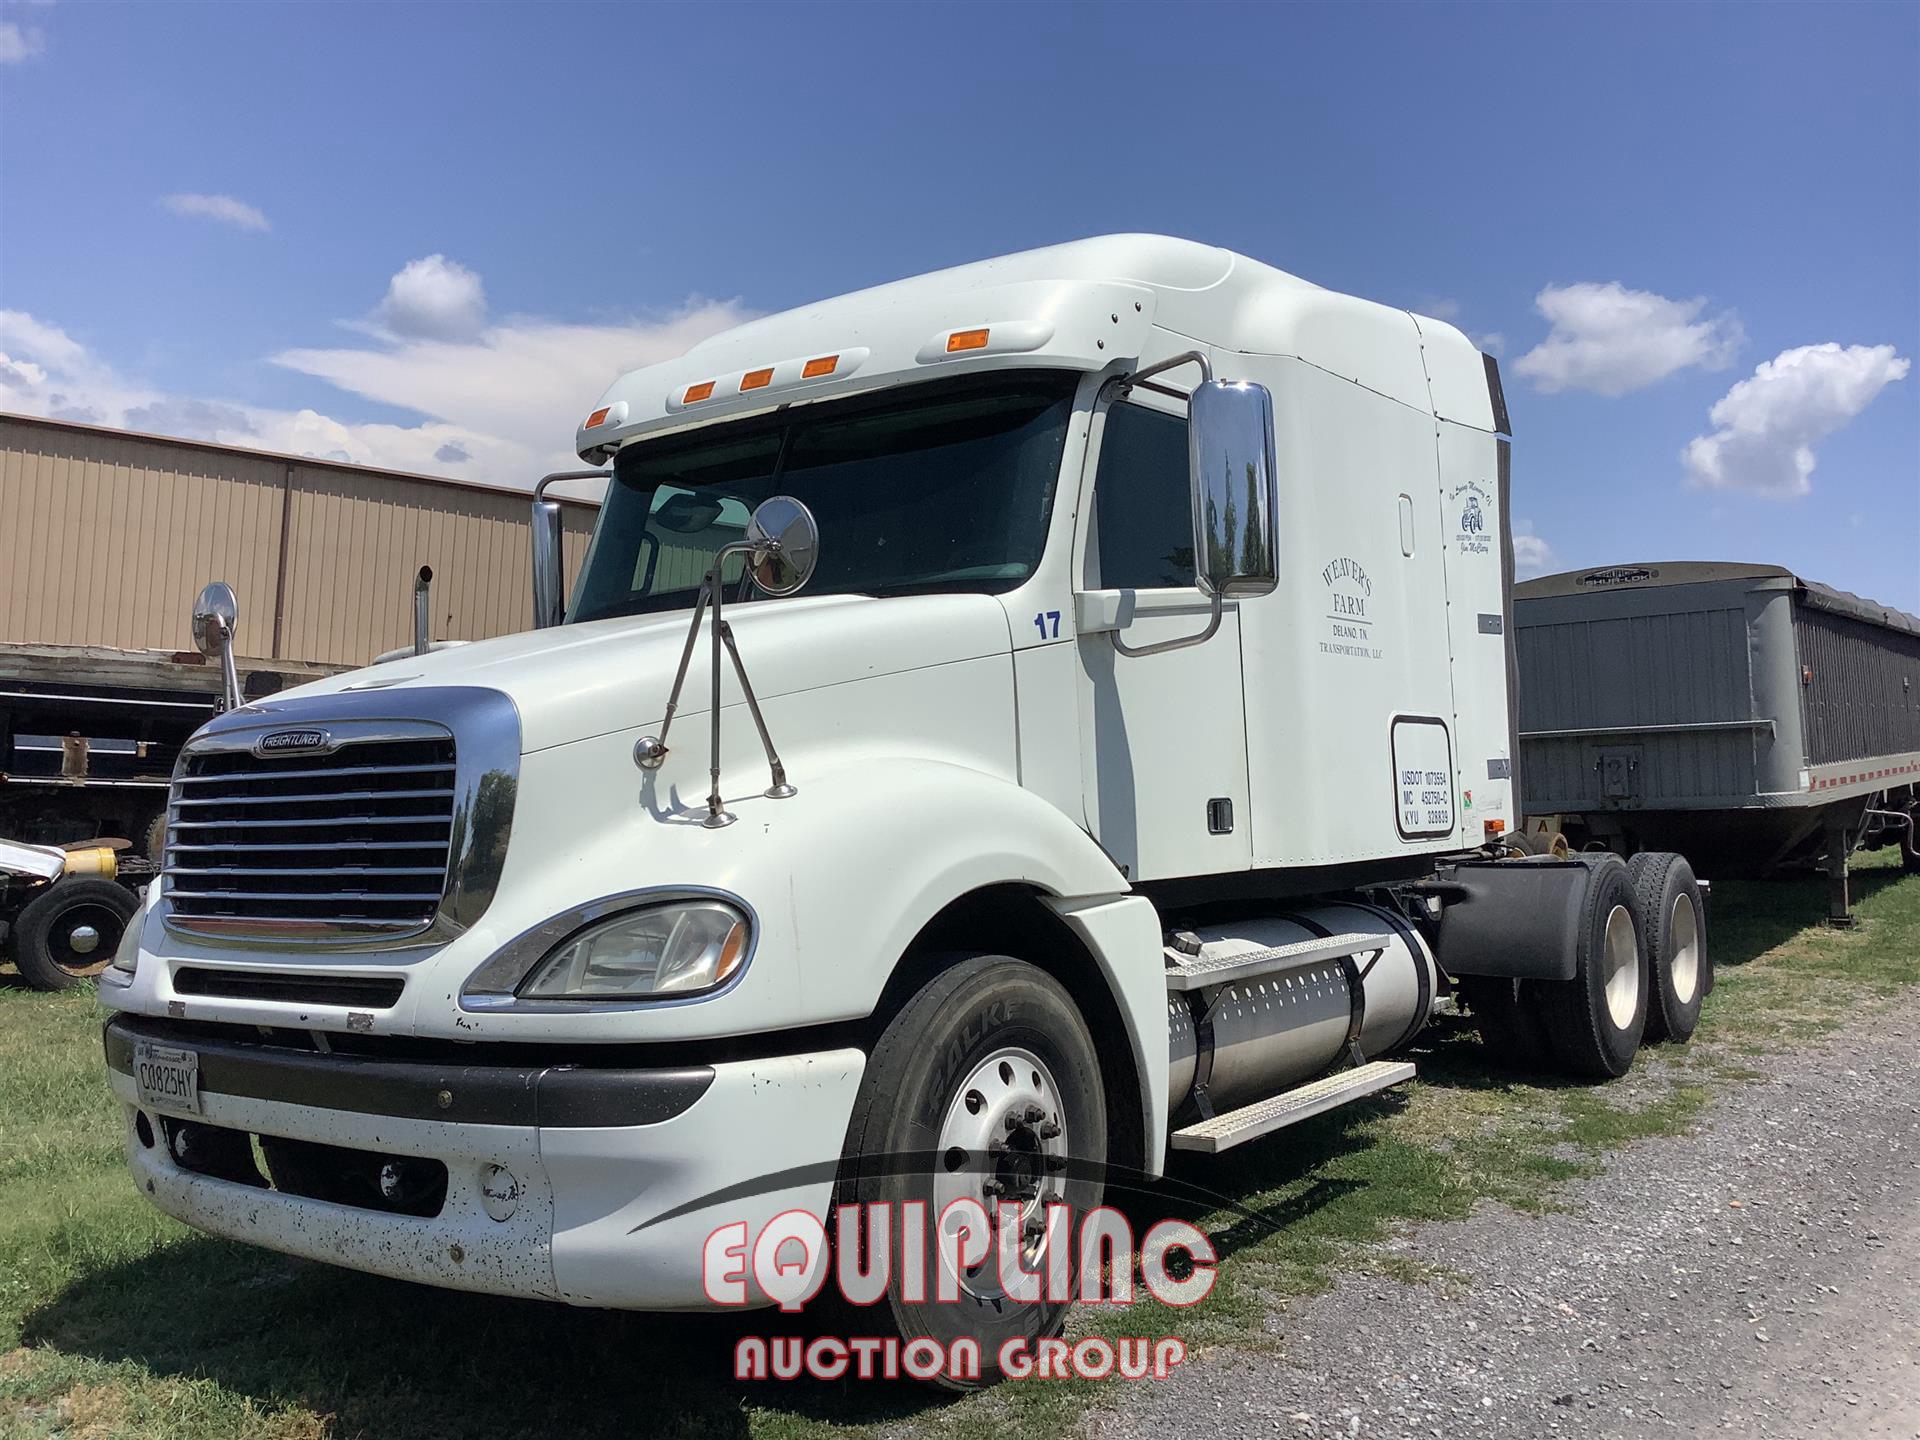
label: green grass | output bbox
[2,852,1915,1440]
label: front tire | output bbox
[836,954,1105,1390]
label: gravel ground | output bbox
[1086,992,1920,1440]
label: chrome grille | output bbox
[165,736,456,937]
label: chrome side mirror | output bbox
[1189,378,1279,599]
[743,495,820,596]
[530,469,607,630]
[192,580,241,712]
[1101,357,1281,659]
[530,496,566,629]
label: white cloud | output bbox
[378,254,488,341]
[1512,518,1554,579]
[0,309,509,475]
[0,353,47,388]
[0,272,749,491]
[124,397,254,437]
[273,299,750,471]
[0,19,45,63]
[1682,342,1909,499]
[1513,282,1743,396]
[160,193,272,232]
[1417,297,1462,323]
[1474,331,1506,358]
[0,310,98,378]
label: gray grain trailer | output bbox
[1514,562,1920,922]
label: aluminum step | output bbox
[1169,1060,1415,1154]
[1163,931,1381,993]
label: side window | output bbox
[1090,402,1193,589]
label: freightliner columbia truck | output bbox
[101,236,1709,1379]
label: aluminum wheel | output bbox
[1602,902,1640,1030]
[1668,891,1701,1005]
[931,1045,1069,1302]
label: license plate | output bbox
[133,1041,201,1115]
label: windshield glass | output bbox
[568,372,1078,624]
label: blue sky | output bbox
[2,1,1915,608]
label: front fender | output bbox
[772,754,1134,1019]
[413,749,1132,1046]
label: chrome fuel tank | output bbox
[1166,901,1436,1117]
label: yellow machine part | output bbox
[60,847,119,878]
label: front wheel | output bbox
[836,954,1106,1389]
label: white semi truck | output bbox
[101,236,1708,1380]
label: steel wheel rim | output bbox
[1669,891,1701,1005]
[48,900,124,977]
[931,1045,1069,1303]
[1602,903,1639,1030]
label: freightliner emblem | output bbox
[255,728,333,756]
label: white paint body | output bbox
[0,838,67,881]
[104,236,1510,1308]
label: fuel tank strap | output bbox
[1291,914,1372,1068]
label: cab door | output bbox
[1070,387,1252,883]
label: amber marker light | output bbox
[584,407,612,429]
[802,355,839,378]
[740,367,774,392]
[946,328,990,353]
[716,919,749,985]
[683,381,716,404]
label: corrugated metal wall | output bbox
[1516,599,1759,807]
[1,415,597,667]
[1795,601,1920,765]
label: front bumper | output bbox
[105,1015,863,1309]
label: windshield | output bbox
[568,372,1078,624]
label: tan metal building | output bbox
[0,412,600,668]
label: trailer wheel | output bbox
[11,876,138,991]
[1537,859,1646,1079]
[1627,852,1707,1043]
[835,954,1105,1390]
[1461,976,1551,1071]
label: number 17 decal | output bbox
[1033,610,1061,639]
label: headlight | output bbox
[516,900,749,1001]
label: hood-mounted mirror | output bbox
[192,581,242,712]
[633,496,820,827]
[744,495,819,597]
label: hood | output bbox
[272,592,1014,752]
